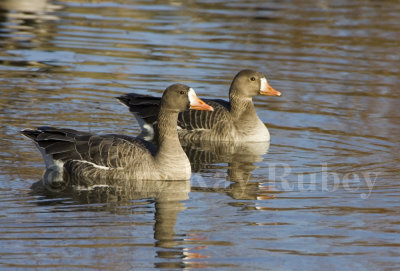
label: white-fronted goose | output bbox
[21,84,213,188]
[118,69,281,143]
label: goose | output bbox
[21,84,213,188]
[117,69,281,143]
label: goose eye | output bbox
[180,91,185,95]
[250,77,256,81]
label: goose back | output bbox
[119,94,235,141]
[21,84,213,188]
[118,69,280,143]
[21,126,161,186]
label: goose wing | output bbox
[117,93,161,126]
[118,93,231,131]
[21,126,154,169]
[177,99,230,130]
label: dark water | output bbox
[1,0,400,270]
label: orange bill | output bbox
[188,88,214,111]
[259,78,281,96]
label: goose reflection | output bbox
[0,0,61,43]
[31,178,204,269]
[184,140,275,200]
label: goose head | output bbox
[229,69,281,98]
[161,83,214,112]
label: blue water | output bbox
[1,0,399,270]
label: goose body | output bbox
[118,70,281,143]
[21,84,213,188]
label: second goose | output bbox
[118,69,281,143]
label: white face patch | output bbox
[260,77,268,91]
[188,88,198,105]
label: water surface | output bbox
[1,0,399,270]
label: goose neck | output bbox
[229,94,257,121]
[156,108,180,148]
[155,108,191,179]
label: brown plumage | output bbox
[118,69,281,143]
[21,84,213,189]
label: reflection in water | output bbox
[0,0,61,45]
[186,140,275,200]
[0,0,63,87]
[183,140,269,168]
[31,178,198,269]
